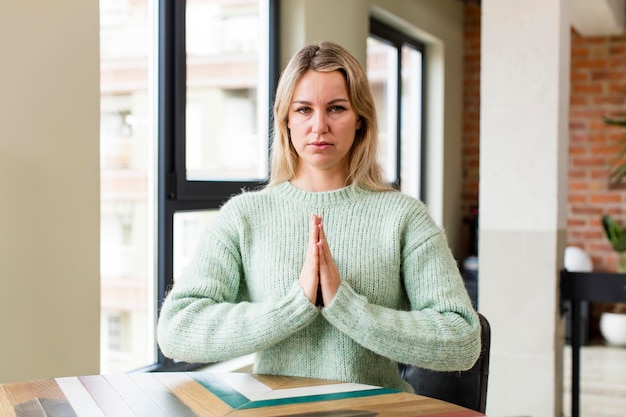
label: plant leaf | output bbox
[604,117,626,128]
[602,215,625,250]
[615,234,626,252]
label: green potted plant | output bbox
[598,114,626,345]
[601,214,626,273]
[599,215,626,345]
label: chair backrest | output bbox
[398,313,491,413]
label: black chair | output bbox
[398,313,491,413]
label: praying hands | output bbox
[299,214,341,307]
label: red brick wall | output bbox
[461,5,626,273]
[568,28,626,272]
[460,4,481,258]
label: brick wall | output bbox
[461,4,626,273]
[460,4,481,258]
[568,26,626,272]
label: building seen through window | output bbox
[99,0,268,373]
[367,21,424,199]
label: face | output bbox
[287,69,361,178]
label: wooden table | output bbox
[0,372,486,417]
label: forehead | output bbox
[292,70,349,100]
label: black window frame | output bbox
[369,17,427,201]
[151,0,280,372]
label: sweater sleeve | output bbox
[157,216,319,364]
[321,229,481,372]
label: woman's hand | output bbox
[317,220,340,305]
[299,214,321,304]
[298,214,340,306]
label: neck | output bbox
[290,171,349,192]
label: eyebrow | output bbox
[291,98,350,105]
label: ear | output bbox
[356,118,362,130]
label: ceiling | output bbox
[571,0,625,36]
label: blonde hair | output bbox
[267,41,394,191]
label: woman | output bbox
[157,41,480,392]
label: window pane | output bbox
[186,0,269,181]
[400,45,423,199]
[173,210,220,281]
[100,0,156,373]
[367,37,398,184]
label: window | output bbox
[367,19,425,200]
[100,0,277,373]
[157,0,277,372]
[100,0,156,374]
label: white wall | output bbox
[280,0,466,254]
[479,0,569,415]
[0,2,100,383]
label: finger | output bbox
[318,222,331,258]
[317,222,330,250]
[317,223,339,305]
[314,241,324,307]
[299,214,321,304]
[309,213,316,239]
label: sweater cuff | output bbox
[321,281,367,324]
[279,281,320,326]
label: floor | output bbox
[563,343,626,417]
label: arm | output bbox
[157,220,319,364]
[321,230,481,371]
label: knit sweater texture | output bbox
[157,181,481,392]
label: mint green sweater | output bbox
[157,182,481,392]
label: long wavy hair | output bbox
[267,41,394,191]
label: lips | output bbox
[310,141,332,148]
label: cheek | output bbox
[287,124,305,149]
[339,120,359,137]
[287,119,308,138]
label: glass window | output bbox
[367,37,399,185]
[367,19,425,200]
[100,0,156,374]
[173,210,220,281]
[156,0,276,371]
[185,0,269,181]
[400,45,423,199]
[100,0,276,372]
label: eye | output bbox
[294,106,312,114]
[329,105,346,113]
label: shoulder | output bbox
[365,189,430,219]
[214,185,289,228]
[220,186,275,211]
[363,190,443,244]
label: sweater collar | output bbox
[273,181,366,206]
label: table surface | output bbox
[0,372,485,417]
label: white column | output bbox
[479,1,570,416]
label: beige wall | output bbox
[280,0,466,254]
[0,2,100,383]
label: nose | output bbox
[311,111,329,135]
